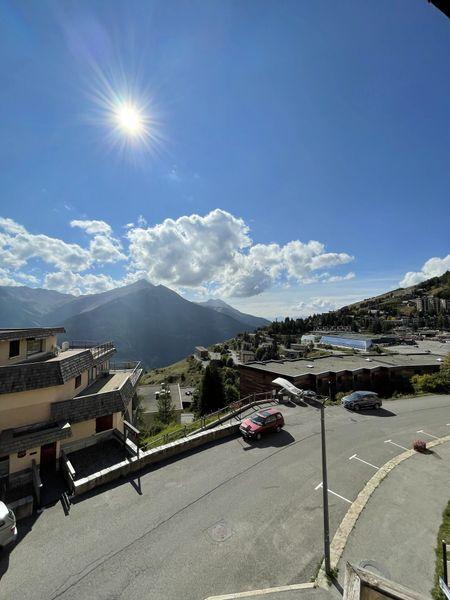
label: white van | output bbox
[0,501,17,549]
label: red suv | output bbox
[239,408,285,441]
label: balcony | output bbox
[68,340,115,360]
[110,361,143,387]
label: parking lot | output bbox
[1,394,450,600]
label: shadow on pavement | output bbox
[355,408,396,418]
[70,433,241,505]
[422,448,442,459]
[241,429,295,450]
[0,512,39,580]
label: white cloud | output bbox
[70,219,112,235]
[400,254,450,288]
[127,209,251,288]
[0,217,92,271]
[44,271,122,296]
[0,211,356,299]
[325,272,355,283]
[214,238,354,297]
[88,234,127,264]
[292,297,344,317]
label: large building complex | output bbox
[239,352,443,397]
[0,327,142,498]
[319,333,399,351]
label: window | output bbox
[26,338,43,356]
[266,415,276,424]
[96,414,113,433]
[9,339,20,358]
[75,374,82,388]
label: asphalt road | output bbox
[1,394,450,600]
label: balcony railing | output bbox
[69,341,115,359]
[110,361,143,387]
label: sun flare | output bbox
[114,102,145,137]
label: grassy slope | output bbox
[433,499,450,600]
[140,356,204,387]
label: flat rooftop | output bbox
[389,340,450,357]
[241,352,444,377]
[77,372,131,396]
[0,327,65,341]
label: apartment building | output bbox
[415,296,449,314]
[0,327,142,494]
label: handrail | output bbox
[140,392,276,451]
[110,361,142,387]
[69,341,115,359]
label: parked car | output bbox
[0,502,17,549]
[341,391,382,411]
[240,408,284,441]
[301,390,317,400]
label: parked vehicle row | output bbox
[240,390,382,442]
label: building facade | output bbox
[239,353,442,398]
[0,328,142,494]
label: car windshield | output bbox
[251,415,265,425]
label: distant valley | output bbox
[0,280,269,368]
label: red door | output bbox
[40,442,57,472]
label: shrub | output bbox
[413,439,427,453]
[335,391,351,403]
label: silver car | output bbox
[341,391,382,411]
[0,501,17,549]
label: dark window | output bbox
[9,340,20,358]
[75,375,82,388]
[96,414,113,433]
[26,338,43,356]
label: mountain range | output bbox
[0,280,269,367]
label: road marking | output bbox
[205,582,315,599]
[315,481,352,504]
[384,439,409,451]
[349,454,379,470]
[416,429,440,440]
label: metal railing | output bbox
[110,361,142,387]
[69,340,115,359]
[140,391,276,451]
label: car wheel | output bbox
[255,432,262,441]
[276,425,281,433]
[374,403,380,410]
[353,404,360,411]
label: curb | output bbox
[316,433,450,587]
[205,582,315,599]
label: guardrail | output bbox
[70,340,115,359]
[140,391,276,451]
[110,361,142,387]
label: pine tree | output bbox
[157,391,175,424]
[197,364,226,416]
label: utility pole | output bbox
[320,400,331,575]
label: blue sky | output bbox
[0,1,449,319]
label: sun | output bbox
[114,102,145,137]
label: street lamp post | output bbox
[320,399,331,575]
[271,377,331,576]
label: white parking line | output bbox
[315,482,352,504]
[384,439,408,451]
[349,454,379,470]
[416,429,440,440]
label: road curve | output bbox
[1,394,449,600]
